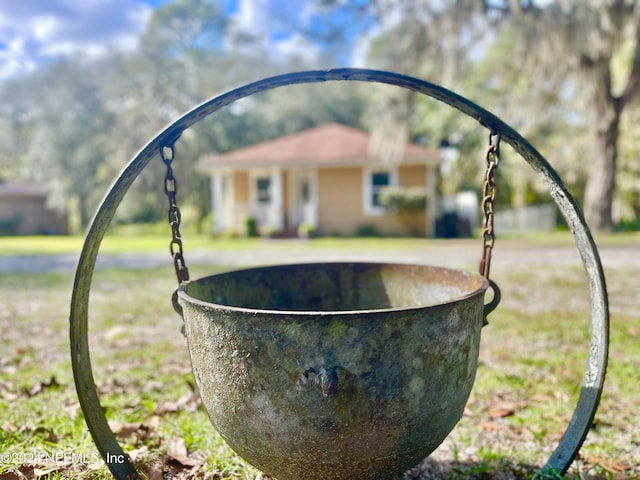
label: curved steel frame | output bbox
[70,68,609,479]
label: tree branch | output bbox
[619,15,640,108]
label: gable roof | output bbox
[0,181,48,199]
[201,122,438,169]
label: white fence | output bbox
[494,203,557,233]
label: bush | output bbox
[619,216,640,231]
[245,217,258,237]
[297,222,316,238]
[355,224,379,237]
[0,215,22,235]
[378,186,427,213]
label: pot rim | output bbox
[177,261,490,316]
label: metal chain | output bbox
[161,143,190,284]
[479,132,500,280]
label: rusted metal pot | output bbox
[177,262,490,480]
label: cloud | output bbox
[229,0,321,63]
[0,0,153,79]
[272,32,320,63]
[233,0,270,36]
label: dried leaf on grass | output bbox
[25,376,62,397]
[0,465,73,480]
[1,421,17,433]
[148,470,164,480]
[586,455,634,476]
[107,419,161,446]
[154,391,201,415]
[0,379,18,401]
[33,467,60,477]
[0,375,63,402]
[167,436,201,467]
[0,466,34,480]
[484,399,528,419]
[109,420,145,439]
[128,445,150,462]
[0,456,102,480]
[478,420,507,431]
[96,377,136,396]
[62,398,80,419]
[106,417,207,475]
[17,425,60,443]
[134,438,213,480]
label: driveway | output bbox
[2,240,638,274]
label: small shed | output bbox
[0,181,68,235]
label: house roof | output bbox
[0,181,48,198]
[201,122,439,169]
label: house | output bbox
[199,123,441,237]
[0,181,68,235]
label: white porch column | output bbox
[308,168,318,228]
[270,167,284,231]
[211,172,223,234]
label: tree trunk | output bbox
[583,67,620,232]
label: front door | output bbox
[254,175,272,226]
[288,169,316,230]
[251,169,283,231]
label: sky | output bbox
[0,0,354,81]
[0,1,559,83]
[0,0,156,79]
[0,0,340,80]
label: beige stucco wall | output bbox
[398,164,428,235]
[317,167,362,235]
[399,164,427,187]
[282,170,291,229]
[317,164,428,236]
[226,164,431,237]
[233,171,249,204]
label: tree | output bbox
[3,60,117,230]
[104,0,245,226]
[484,0,640,230]
[617,92,640,223]
[347,2,503,221]
[465,21,591,211]
[312,0,640,230]
[0,82,31,181]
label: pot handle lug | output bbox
[171,289,187,335]
[483,280,501,326]
[301,367,340,397]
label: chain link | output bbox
[479,132,500,279]
[161,144,190,284]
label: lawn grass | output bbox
[0,230,638,256]
[0,240,638,479]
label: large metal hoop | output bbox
[70,68,608,479]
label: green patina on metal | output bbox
[178,263,487,480]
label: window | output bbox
[364,168,397,215]
[371,171,390,208]
[256,177,271,203]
